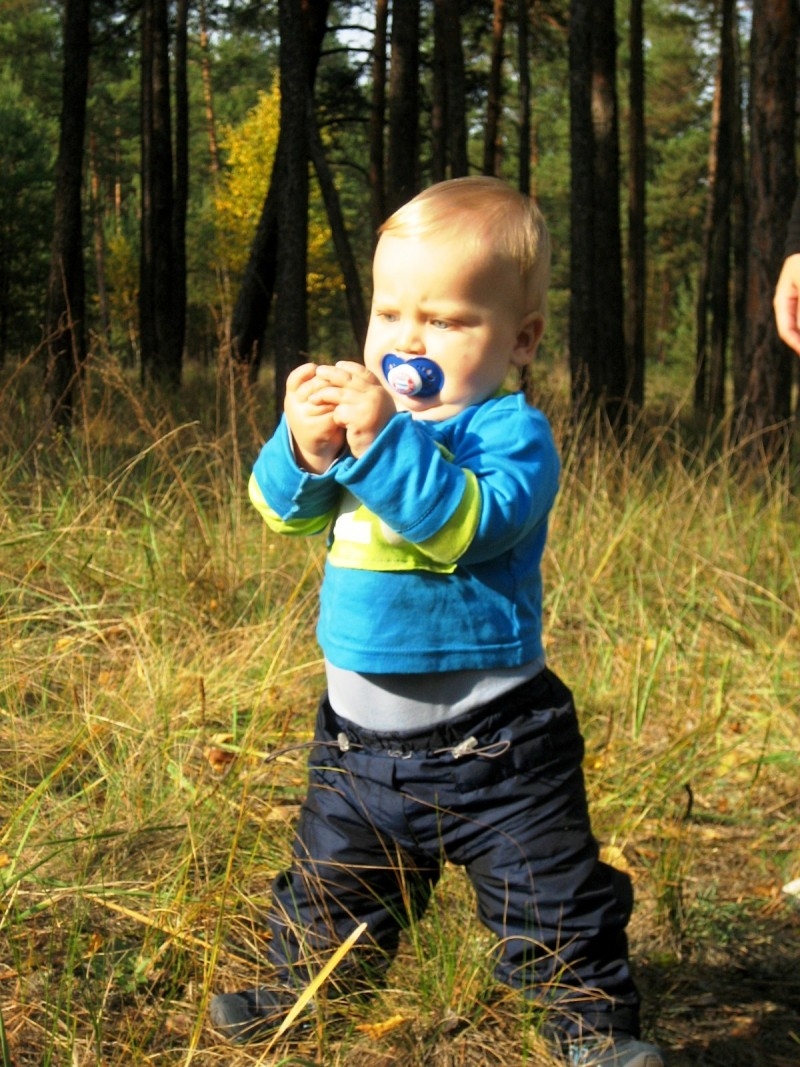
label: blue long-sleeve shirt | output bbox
[249,391,560,674]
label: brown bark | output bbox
[626,0,646,409]
[432,0,468,182]
[45,0,90,428]
[518,0,531,195]
[386,0,420,215]
[230,0,329,378]
[273,0,310,412]
[738,0,797,460]
[199,0,221,176]
[370,0,389,230]
[307,93,367,350]
[483,0,506,177]
[139,0,181,389]
[569,0,627,430]
[695,0,736,422]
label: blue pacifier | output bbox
[382,353,445,398]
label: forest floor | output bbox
[1,363,799,1066]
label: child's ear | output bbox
[511,312,545,367]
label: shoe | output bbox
[565,1035,665,1067]
[208,986,311,1044]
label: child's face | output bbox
[364,232,543,421]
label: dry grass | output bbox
[0,356,798,1066]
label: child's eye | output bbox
[430,319,450,330]
[376,310,398,323]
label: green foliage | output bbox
[0,0,781,424]
[0,64,54,358]
[0,0,61,112]
[641,0,714,356]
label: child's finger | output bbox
[335,361,381,385]
[286,363,319,392]
[315,364,353,387]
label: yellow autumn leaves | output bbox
[102,79,346,346]
[212,80,345,303]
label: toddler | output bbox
[209,176,664,1067]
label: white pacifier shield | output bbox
[382,353,445,398]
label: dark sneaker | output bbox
[208,986,311,1044]
[565,1035,665,1067]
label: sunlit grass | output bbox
[1,357,798,1064]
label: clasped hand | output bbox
[285,361,397,473]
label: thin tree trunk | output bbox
[483,0,506,177]
[518,0,531,195]
[45,0,90,429]
[370,0,389,231]
[89,131,110,345]
[568,0,594,414]
[173,0,189,367]
[730,21,747,405]
[592,0,626,426]
[230,0,329,378]
[139,0,180,389]
[199,0,232,333]
[307,92,367,349]
[273,0,310,417]
[626,0,646,409]
[694,64,719,415]
[387,0,420,214]
[432,0,468,182]
[432,0,447,183]
[569,0,627,431]
[738,0,797,460]
[707,0,736,421]
[199,0,221,175]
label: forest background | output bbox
[1,1,799,1066]
[0,0,798,448]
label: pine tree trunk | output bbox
[738,0,797,460]
[369,0,389,231]
[273,0,310,414]
[518,0,531,195]
[483,0,506,177]
[569,0,627,431]
[307,93,367,349]
[173,0,189,369]
[626,0,646,410]
[706,0,736,421]
[45,0,90,429]
[230,0,329,379]
[139,0,180,389]
[387,0,420,214]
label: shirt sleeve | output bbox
[332,397,560,567]
[249,416,341,536]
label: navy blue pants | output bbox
[265,669,640,1041]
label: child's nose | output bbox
[397,323,425,355]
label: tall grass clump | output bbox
[1,358,798,1066]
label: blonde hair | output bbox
[379,176,551,315]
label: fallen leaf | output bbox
[205,746,235,774]
[204,733,236,774]
[85,932,103,957]
[355,1014,407,1038]
[600,844,630,873]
